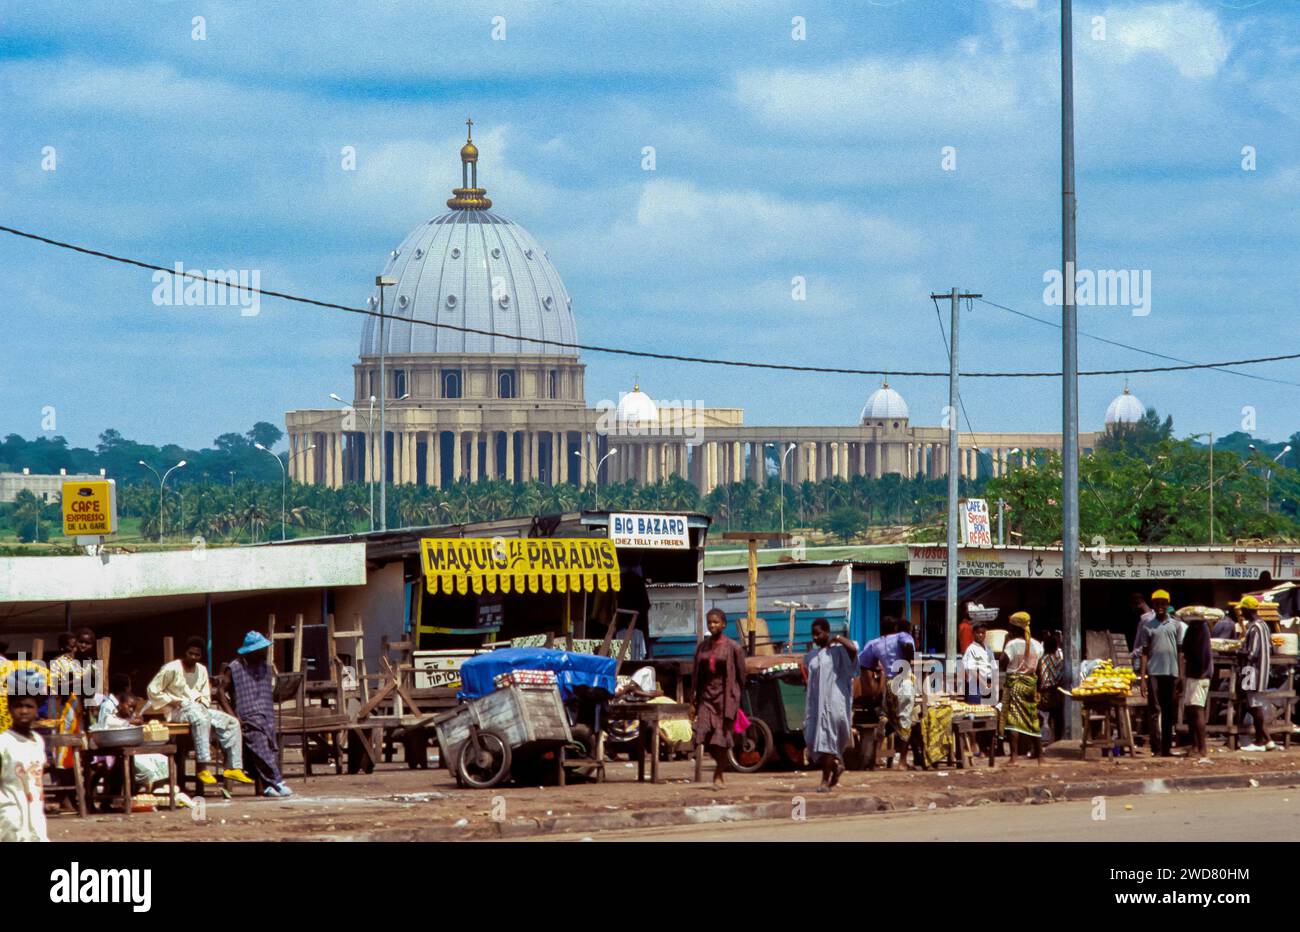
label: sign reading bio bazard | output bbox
[61,479,117,537]
[609,513,689,549]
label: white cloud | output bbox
[734,56,1026,134]
[1097,1,1232,79]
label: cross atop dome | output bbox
[448,117,491,210]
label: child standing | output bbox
[885,640,919,770]
[0,670,49,842]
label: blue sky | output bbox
[1,0,1297,451]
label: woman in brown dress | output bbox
[692,608,747,787]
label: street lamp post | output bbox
[253,442,289,541]
[139,459,186,542]
[332,392,377,532]
[575,449,618,509]
[376,274,397,531]
[780,443,796,539]
[1256,444,1292,515]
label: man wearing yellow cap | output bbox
[1136,589,1185,756]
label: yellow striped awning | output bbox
[420,537,622,596]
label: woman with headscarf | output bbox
[999,611,1044,765]
[692,608,747,787]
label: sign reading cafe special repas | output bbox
[609,513,689,549]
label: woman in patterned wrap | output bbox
[999,611,1044,765]
[692,608,746,787]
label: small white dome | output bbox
[860,381,909,422]
[616,385,659,423]
[1105,387,1145,426]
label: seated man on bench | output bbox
[147,637,253,787]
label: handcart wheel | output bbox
[455,729,513,789]
[727,718,774,773]
[562,725,599,781]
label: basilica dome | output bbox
[1104,386,1145,426]
[359,125,577,358]
[616,384,659,423]
[860,381,909,422]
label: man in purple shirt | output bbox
[860,617,916,680]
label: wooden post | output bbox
[31,638,44,663]
[97,637,111,696]
[162,636,174,665]
[721,532,791,657]
[293,613,305,674]
[326,613,338,683]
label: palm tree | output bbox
[242,503,270,543]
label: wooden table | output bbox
[609,701,692,784]
[951,715,997,769]
[117,744,178,816]
[1207,651,1296,750]
[1077,693,1138,757]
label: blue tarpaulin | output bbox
[458,648,619,702]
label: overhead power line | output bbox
[976,297,1300,389]
[4,223,1300,380]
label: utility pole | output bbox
[1060,0,1082,737]
[376,275,396,532]
[930,287,981,679]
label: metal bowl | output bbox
[89,726,144,748]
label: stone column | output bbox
[839,442,849,479]
[468,431,480,482]
[484,430,497,480]
[427,431,440,487]
[560,433,570,484]
[304,439,317,486]
[529,432,540,482]
[320,435,332,489]
[446,431,458,482]
[505,431,515,483]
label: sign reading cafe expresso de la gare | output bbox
[609,513,689,549]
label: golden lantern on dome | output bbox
[447,117,492,210]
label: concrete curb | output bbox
[312,767,1300,842]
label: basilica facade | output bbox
[285,129,1130,494]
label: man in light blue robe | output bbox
[803,618,858,792]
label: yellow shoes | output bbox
[223,769,254,785]
[197,769,217,785]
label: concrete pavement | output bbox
[535,786,1300,842]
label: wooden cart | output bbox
[432,682,573,789]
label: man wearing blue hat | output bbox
[220,631,291,797]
